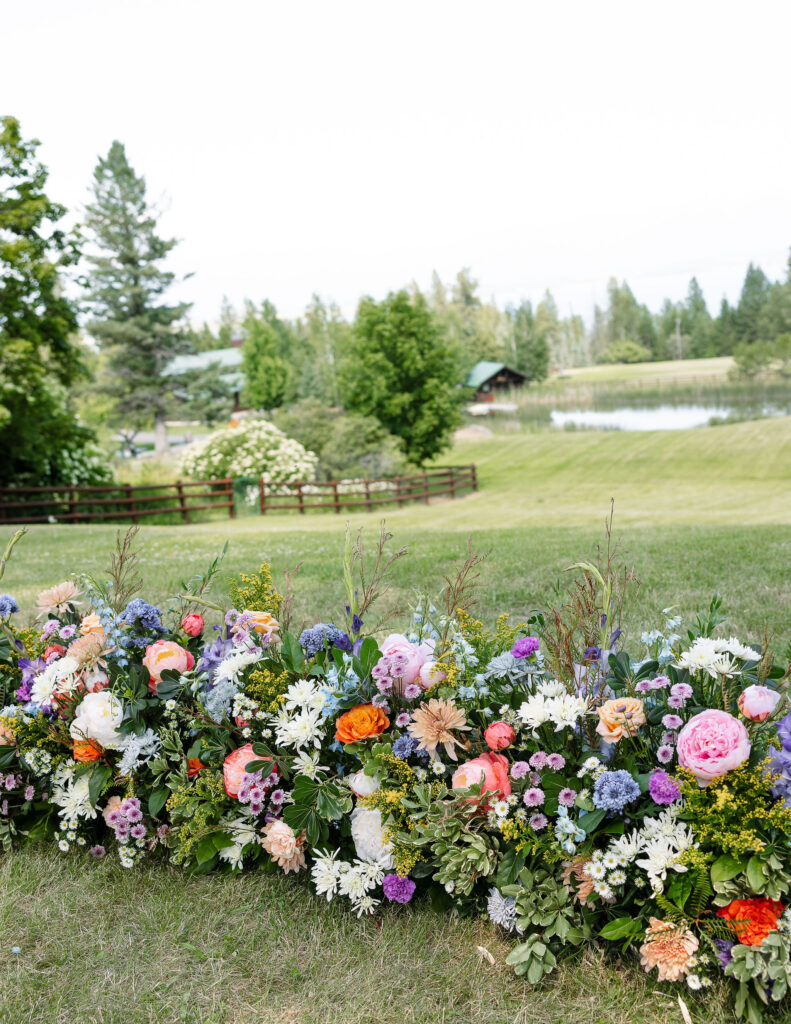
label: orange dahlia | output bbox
[639,918,699,982]
[717,899,784,946]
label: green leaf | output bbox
[280,632,304,673]
[148,787,169,817]
[282,804,321,845]
[88,765,112,808]
[496,847,525,888]
[711,853,748,885]
[746,855,766,892]
[599,916,642,940]
[195,834,220,864]
[577,808,606,834]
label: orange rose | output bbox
[79,613,105,637]
[717,899,784,946]
[335,703,390,744]
[73,738,103,763]
[187,758,206,779]
[596,697,646,743]
[238,610,280,643]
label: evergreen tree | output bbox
[82,141,191,454]
[681,277,714,357]
[0,117,108,486]
[734,263,770,346]
[240,300,289,411]
[343,290,461,465]
[508,300,550,381]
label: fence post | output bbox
[471,465,478,491]
[68,487,78,523]
[296,482,305,514]
[226,477,235,519]
[423,471,430,505]
[448,467,455,499]
[259,478,267,516]
[364,477,372,512]
[394,476,403,507]
[332,480,340,513]
[125,483,139,524]
[176,480,190,523]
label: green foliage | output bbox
[730,341,774,380]
[598,338,654,364]
[241,300,290,410]
[343,289,462,465]
[508,300,550,381]
[0,116,110,487]
[82,140,191,444]
[169,364,237,425]
[727,931,791,1016]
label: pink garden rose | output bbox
[380,633,434,691]
[737,685,781,723]
[181,613,205,637]
[452,752,511,803]
[142,640,195,694]
[677,709,751,786]
[484,720,516,751]
[223,743,261,798]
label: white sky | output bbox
[3,0,791,326]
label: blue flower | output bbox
[593,770,641,812]
[0,594,18,617]
[120,599,165,634]
[299,623,352,657]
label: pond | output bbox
[550,405,729,431]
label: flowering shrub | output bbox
[1,530,791,1021]
[179,418,318,483]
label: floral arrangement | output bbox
[179,418,318,483]
[1,524,791,1023]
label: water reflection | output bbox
[550,406,731,431]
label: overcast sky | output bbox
[4,0,791,326]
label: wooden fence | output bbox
[257,465,477,514]
[0,465,477,524]
[0,479,235,525]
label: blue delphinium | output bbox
[593,769,641,812]
[299,623,352,657]
[0,594,19,617]
[119,599,166,644]
[777,710,791,752]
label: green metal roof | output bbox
[162,347,243,377]
[464,361,525,389]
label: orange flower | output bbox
[73,738,103,763]
[596,697,646,743]
[717,899,785,946]
[562,857,596,906]
[187,758,206,779]
[639,917,699,982]
[79,613,104,637]
[238,610,280,643]
[335,703,390,744]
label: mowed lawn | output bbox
[1,417,790,1024]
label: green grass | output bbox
[560,356,734,385]
[2,417,790,1023]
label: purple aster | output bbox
[403,683,421,700]
[529,751,548,770]
[375,677,393,694]
[124,806,143,823]
[523,788,545,807]
[24,786,34,801]
[656,745,674,764]
[558,787,577,807]
[528,813,548,831]
[382,873,416,904]
[395,712,410,728]
[650,675,670,690]
[510,761,529,780]
[89,845,106,858]
[250,802,264,815]
[667,695,685,709]
[593,770,640,812]
[41,619,60,639]
[106,810,122,826]
[270,789,285,804]
[670,683,693,700]
[130,824,147,840]
[511,636,540,659]
[648,770,681,805]
[662,714,683,730]
[635,680,651,694]
[776,710,791,752]
[121,797,140,813]
[547,753,565,770]
[371,696,389,713]
[59,624,77,640]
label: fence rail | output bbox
[0,465,477,524]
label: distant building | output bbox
[162,347,244,409]
[464,361,527,402]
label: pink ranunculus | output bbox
[181,613,205,637]
[452,752,511,804]
[380,633,434,693]
[223,743,261,798]
[677,709,751,787]
[142,640,196,694]
[418,660,446,690]
[737,685,781,723]
[484,720,515,752]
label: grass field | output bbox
[2,416,791,1024]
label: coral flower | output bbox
[596,698,646,743]
[0,724,16,745]
[73,738,103,763]
[261,820,306,874]
[639,918,699,982]
[142,640,195,693]
[562,857,596,905]
[79,613,104,637]
[335,704,390,744]
[187,758,206,779]
[407,697,470,761]
[67,632,106,667]
[717,899,785,946]
[223,744,258,798]
[452,752,511,804]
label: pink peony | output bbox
[181,613,205,637]
[451,752,511,803]
[223,743,261,798]
[380,633,434,692]
[142,640,195,694]
[418,660,446,690]
[484,720,515,751]
[737,685,781,723]
[677,709,751,786]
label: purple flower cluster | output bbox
[713,939,735,970]
[107,797,146,844]
[238,765,282,817]
[511,636,540,659]
[648,770,681,805]
[371,652,420,700]
[635,675,671,694]
[593,770,640,812]
[382,873,416,903]
[299,624,352,657]
[392,735,428,761]
[120,600,166,647]
[528,751,565,771]
[769,710,791,806]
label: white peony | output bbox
[69,691,124,749]
[349,770,380,798]
[350,806,394,868]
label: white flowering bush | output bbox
[179,419,318,483]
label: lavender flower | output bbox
[523,788,545,807]
[650,675,670,690]
[656,745,674,764]
[0,594,18,617]
[776,710,791,752]
[510,761,529,780]
[547,753,565,770]
[120,599,165,634]
[89,845,106,858]
[648,770,681,805]
[713,939,735,970]
[529,751,548,770]
[670,683,693,700]
[528,813,548,831]
[662,714,683,730]
[511,636,539,659]
[382,874,416,903]
[593,770,640,812]
[299,624,352,657]
[558,787,577,807]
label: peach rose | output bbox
[737,685,781,723]
[261,820,306,874]
[596,698,646,743]
[238,610,280,643]
[223,743,258,798]
[677,709,751,786]
[79,613,104,637]
[452,752,511,802]
[142,640,195,694]
[102,795,123,825]
[484,720,515,751]
[335,704,390,744]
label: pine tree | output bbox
[734,263,770,346]
[240,301,289,411]
[82,141,191,454]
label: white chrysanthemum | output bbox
[350,806,394,868]
[536,679,567,698]
[545,694,588,731]
[274,708,325,751]
[51,774,97,822]
[311,849,344,900]
[31,656,81,706]
[338,863,375,901]
[69,691,124,749]
[517,694,550,731]
[215,648,263,685]
[284,679,328,713]
[293,751,329,778]
[352,894,380,918]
